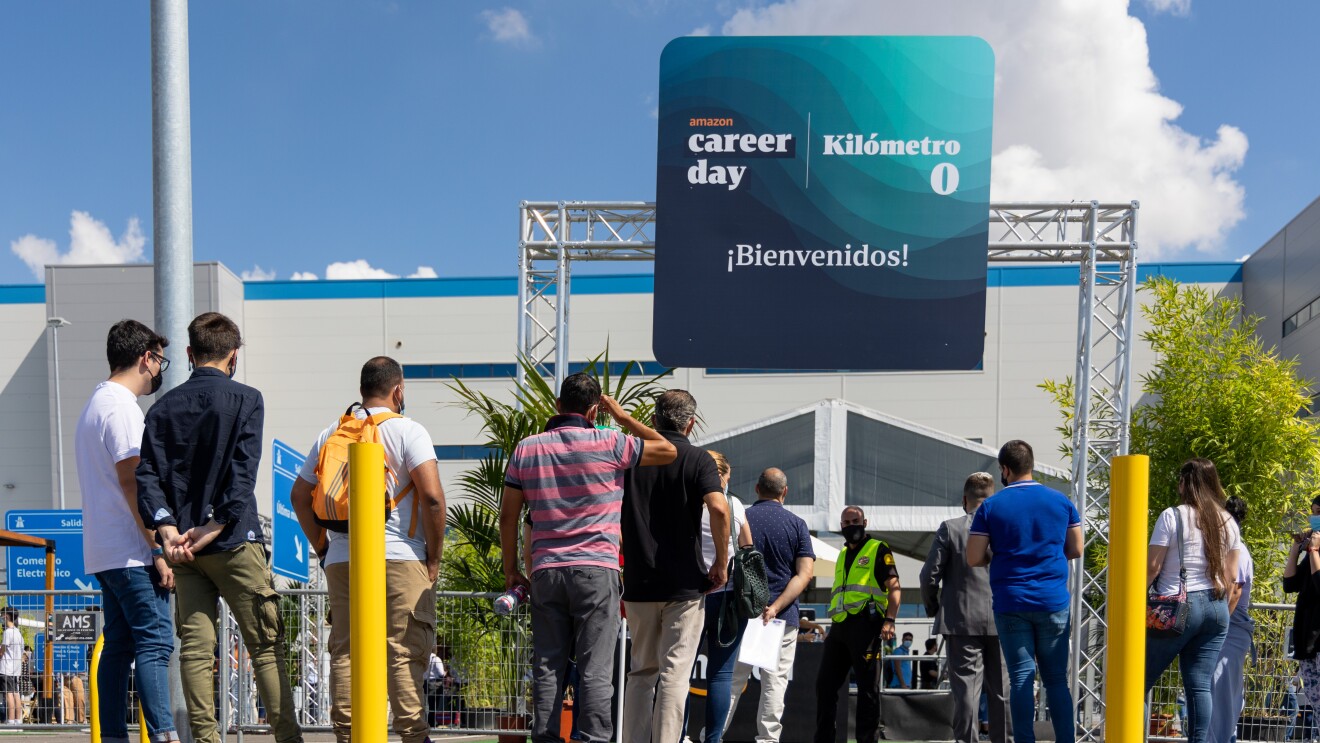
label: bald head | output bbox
[756,468,788,501]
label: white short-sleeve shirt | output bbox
[1149,504,1242,595]
[76,381,151,575]
[0,626,23,677]
[298,407,438,565]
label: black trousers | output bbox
[814,612,885,743]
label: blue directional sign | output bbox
[34,633,88,674]
[271,439,310,582]
[4,510,98,609]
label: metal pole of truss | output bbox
[555,202,571,392]
[516,201,530,392]
[1069,202,1099,740]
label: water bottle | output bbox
[494,585,529,616]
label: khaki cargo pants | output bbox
[172,541,301,743]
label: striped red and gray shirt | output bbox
[505,414,643,573]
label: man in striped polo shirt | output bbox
[500,373,677,743]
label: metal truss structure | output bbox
[517,200,1138,740]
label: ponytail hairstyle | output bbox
[1177,458,1231,599]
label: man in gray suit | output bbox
[920,472,1011,743]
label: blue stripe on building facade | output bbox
[0,263,1244,305]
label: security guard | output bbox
[814,505,901,743]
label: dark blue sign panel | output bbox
[271,439,310,582]
[5,510,98,609]
[655,36,995,370]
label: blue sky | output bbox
[2,0,1317,285]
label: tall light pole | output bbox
[46,316,72,510]
[152,3,196,740]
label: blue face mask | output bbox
[901,640,912,651]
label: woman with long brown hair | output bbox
[1145,458,1242,743]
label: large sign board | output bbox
[271,439,310,582]
[4,510,97,609]
[654,36,995,370]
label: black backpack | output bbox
[717,510,770,647]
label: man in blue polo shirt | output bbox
[966,440,1082,743]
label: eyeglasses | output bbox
[149,351,171,374]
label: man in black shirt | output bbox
[621,389,729,743]
[137,312,301,743]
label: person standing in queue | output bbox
[136,312,302,743]
[814,505,901,743]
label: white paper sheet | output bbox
[737,618,786,671]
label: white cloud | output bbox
[719,0,1246,258]
[318,260,437,280]
[10,211,146,281]
[1143,0,1191,16]
[240,265,276,281]
[690,25,712,36]
[291,271,318,280]
[480,7,536,47]
[325,260,398,280]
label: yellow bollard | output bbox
[1105,454,1150,742]
[349,441,388,743]
[88,633,148,743]
[90,634,103,743]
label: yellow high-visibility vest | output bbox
[828,538,890,622]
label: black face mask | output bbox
[1001,474,1009,487]
[227,356,238,379]
[842,524,866,545]
[150,368,164,394]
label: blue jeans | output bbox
[97,567,176,742]
[681,592,744,743]
[995,608,1075,743]
[1146,590,1230,743]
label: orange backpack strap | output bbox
[366,410,423,540]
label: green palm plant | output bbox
[442,350,672,597]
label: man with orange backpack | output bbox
[291,356,446,743]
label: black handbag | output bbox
[717,509,770,647]
[1147,507,1189,637]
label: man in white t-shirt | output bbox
[291,356,446,743]
[2,609,23,724]
[74,319,180,743]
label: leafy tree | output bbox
[1044,277,1320,596]
[1133,277,1320,593]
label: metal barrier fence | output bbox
[876,606,1304,743]
[1148,602,1299,743]
[0,589,98,730]
[0,587,540,737]
[223,589,535,736]
[1,588,1304,741]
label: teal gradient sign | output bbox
[654,36,994,370]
